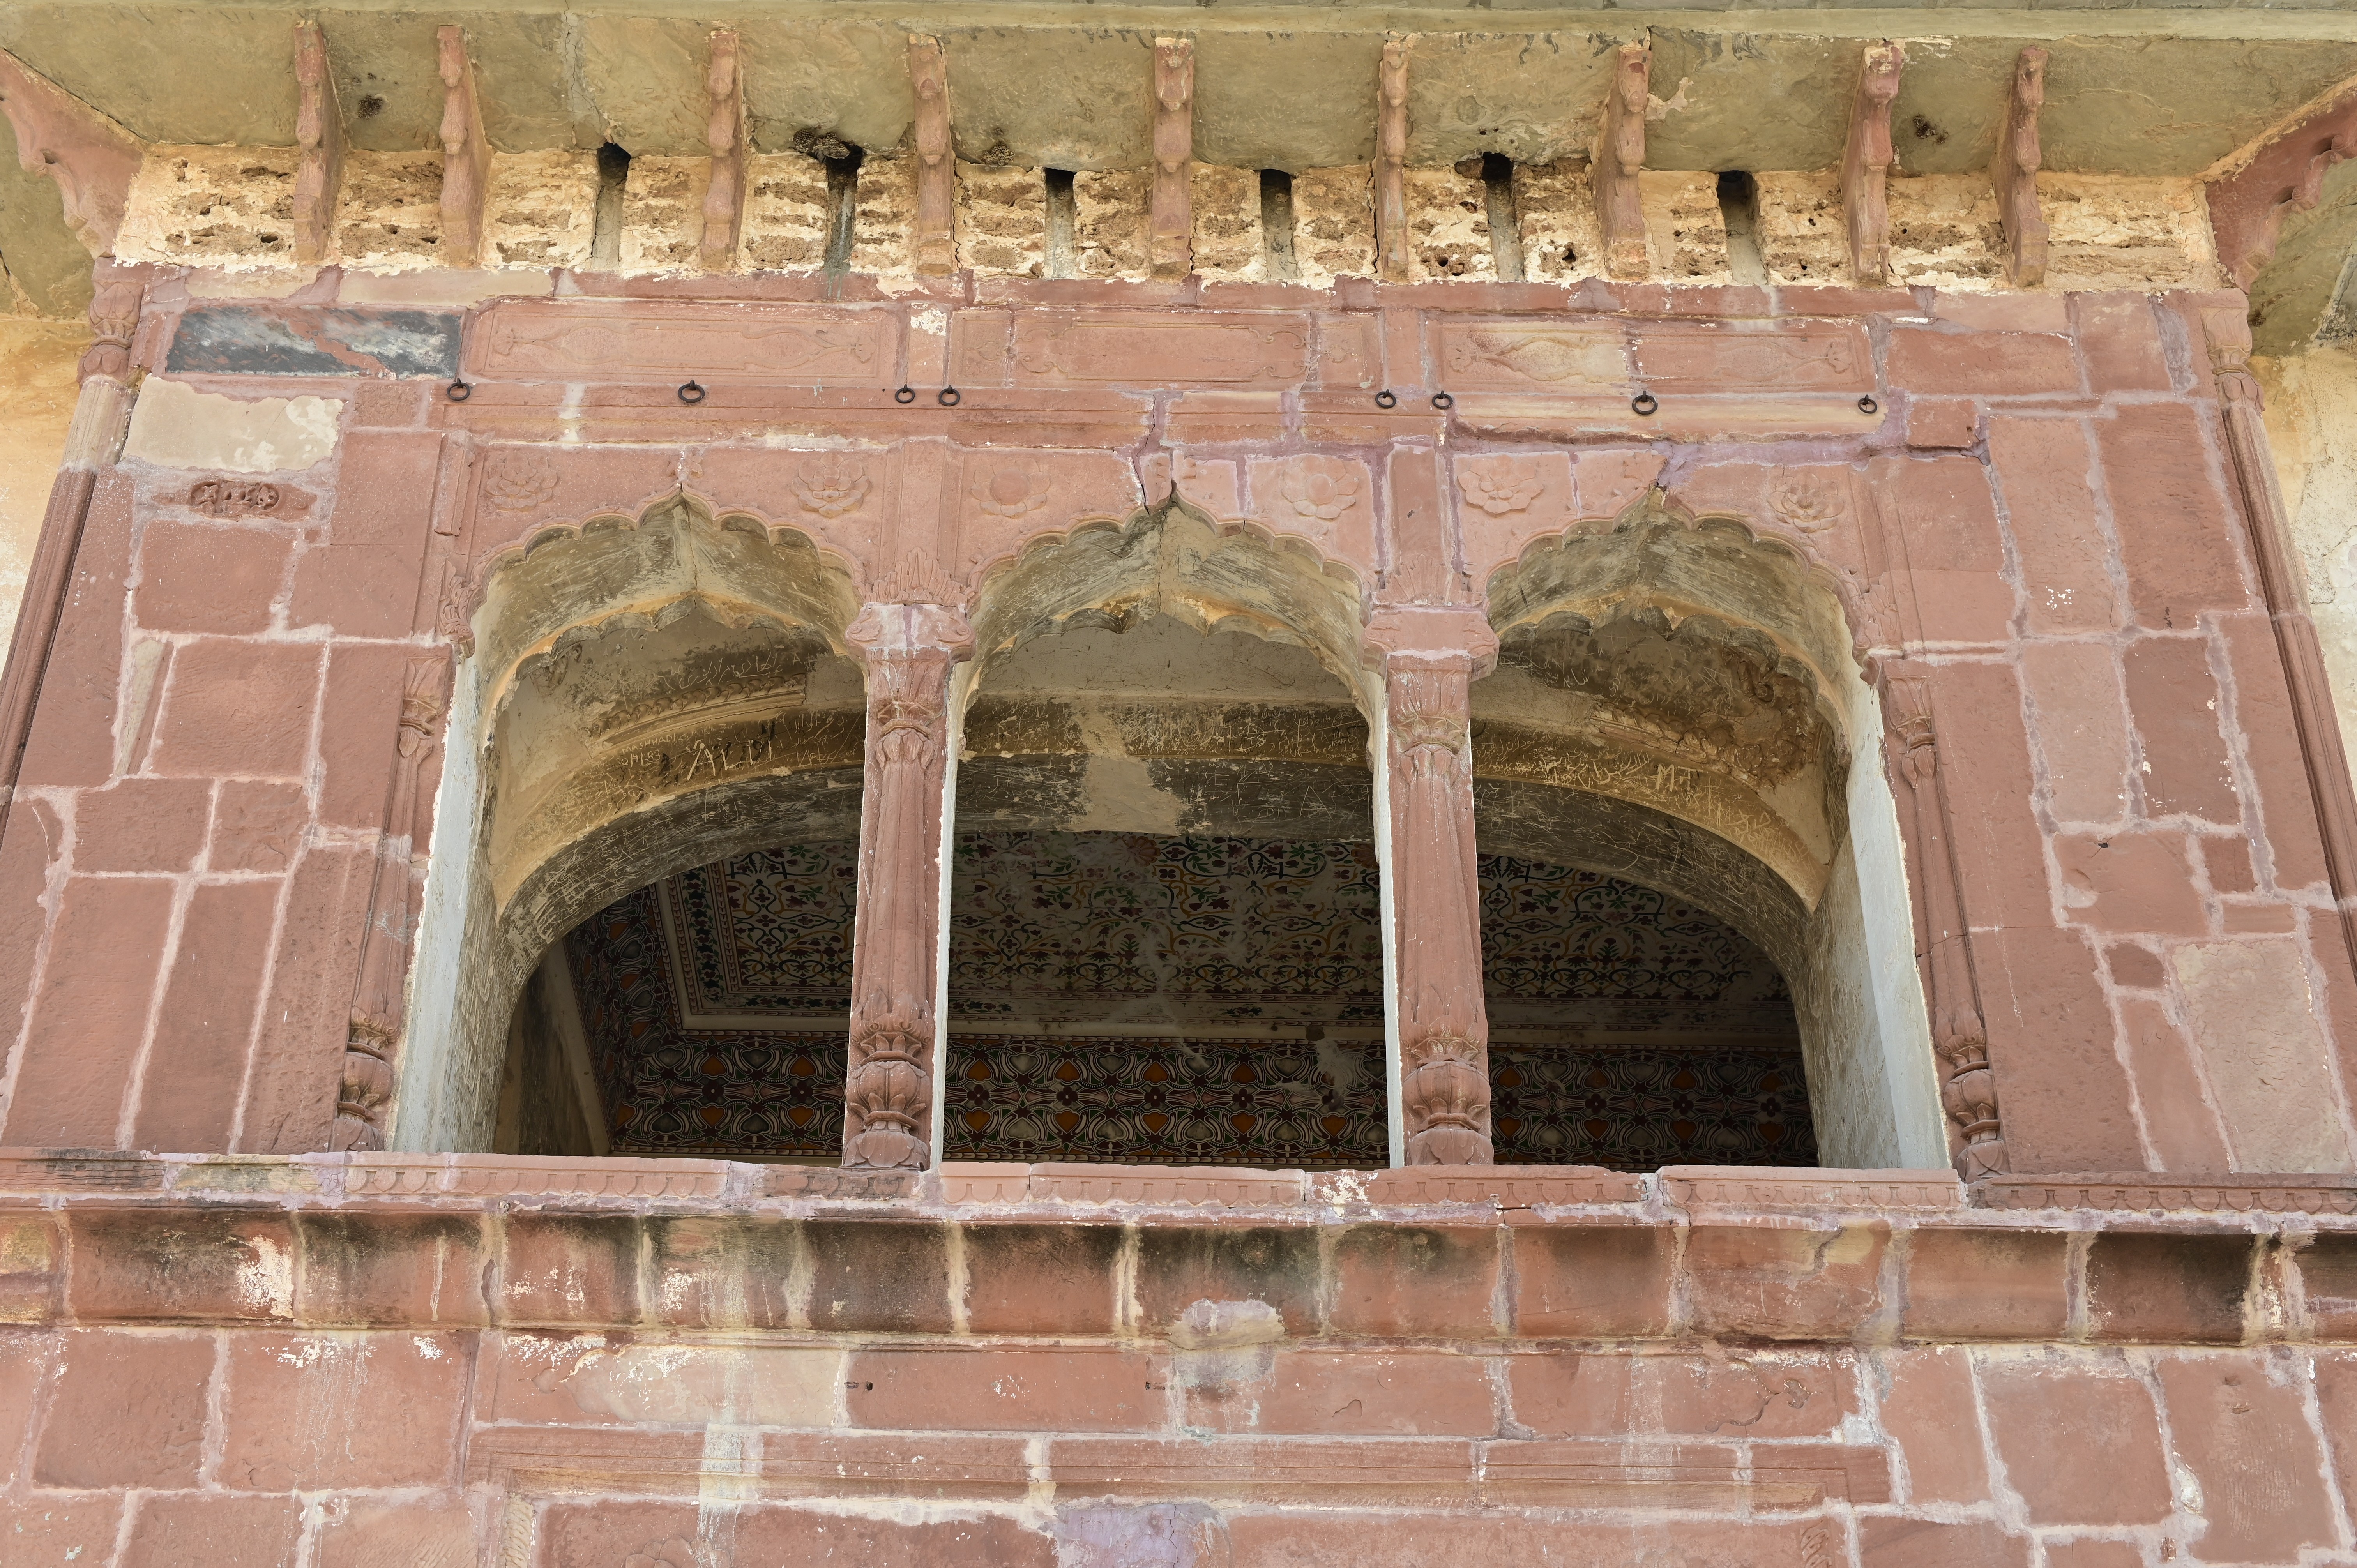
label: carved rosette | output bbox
[842,602,974,1170]
[1880,667,2005,1181]
[1371,613,1500,1166]
[331,657,450,1152]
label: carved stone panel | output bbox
[1009,312,1313,389]
[467,300,898,385]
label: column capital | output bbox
[847,599,975,662]
[1362,605,1498,678]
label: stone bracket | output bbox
[1151,37,1195,282]
[1841,42,1904,286]
[0,47,143,257]
[2207,83,2357,291]
[1376,37,1412,283]
[437,25,490,268]
[700,30,749,274]
[1992,46,2048,288]
[1596,42,1650,281]
[293,21,344,267]
[911,35,954,277]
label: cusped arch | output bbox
[970,494,1370,706]
[394,497,867,1153]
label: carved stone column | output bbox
[332,658,451,1150]
[1368,607,1498,1166]
[1881,662,2006,1181]
[843,601,973,1170]
[0,273,144,825]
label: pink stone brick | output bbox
[2122,636,2241,822]
[289,429,444,637]
[1901,1230,2071,1341]
[316,1501,477,1568]
[1876,1345,1989,1504]
[1860,1518,2028,1568]
[2115,997,2233,1170]
[1226,1512,1828,1568]
[1888,327,2081,395]
[2021,643,2131,824]
[1929,661,2056,932]
[1684,1221,1889,1340]
[1511,1225,1675,1338]
[16,475,134,791]
[208,779,308,873]
[1330,1225,1500,1338]
[846,1347,1162,1431]
[1190,1349,1494,1436]
[0,800,62,1074]
[500,1214,643,1327]
[2075,295,2173,394]
[70,776,213,872]
[121,1494,301,1568]
[131,877,279,1151]
[316,640,429,830]
[734,1507,1056,1567]
[1989,417,2118,634]
[2055,833,2206,936]
[2154,1352,2338,1562]
[1907,398,1979,450]
[1978,925,2147,1172]
[33,1330,213,1488]
[67,1208,297,1321]
[0,1497,126,1567]
[134,521,291,634]
[4,874,174,1146]
[2218,612,2332,892]
[960,1223,1122,1337]
[2099,403,2247,630]
[235,842,371,1153]
[1875,454,2012,645]
[1981,1357,2173,1526]
[147,638,322,780]
[0,1330,53,1483]
[219,1330,469,1489]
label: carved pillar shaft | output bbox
[0,276,143,826]
[1369,608,1498,1166]
[843,602,972,1171]
[1881,664,2005,1181]
[331,659,450,1151]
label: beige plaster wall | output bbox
[2260,346,2357,798]
[0,321,84,656]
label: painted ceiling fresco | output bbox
[564,831,1813,1168]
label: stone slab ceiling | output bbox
[4,3,2356,340]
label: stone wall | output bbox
[4,274,2346,1183]
[0,1155,2350,1566]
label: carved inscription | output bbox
[1441,323,1628,391]
[187,479,281,517]
[469,300,890,383]
[1012,313,1311,388]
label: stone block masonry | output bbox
[0,1156,2345,1564]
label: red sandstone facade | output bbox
[0,260,2354,1561]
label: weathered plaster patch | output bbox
[2041,174,2218,290]
[1405,166,1495,283]
[1514,160,1603,284]
[1191,164,1260,282]
[1755,171,1848,286]
[1292,164,1375,288]
[164,305,461,379]
[122,378,342,475]
[1074,169,1150,281]
[2171,938,2355,1172]
[117,146,301,272]
[1640,170,1731,283]
[485,150,599,271]
[621,155,710,274]
[337,152,446,274]
[958,162,1047,278]
[744,153,831,273]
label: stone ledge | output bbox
[1976,1172,2357,1215]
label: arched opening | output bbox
[942,503,1383,1167]
[393,498,865,1154]
[1475,496,1945,1169]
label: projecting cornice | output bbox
[2,6,2356,344]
